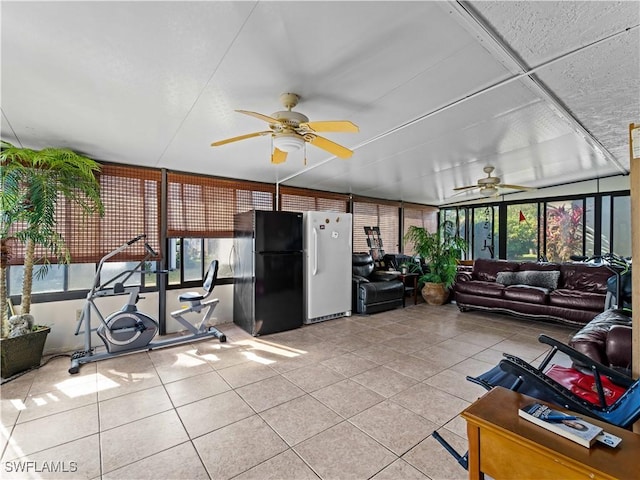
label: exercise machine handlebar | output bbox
[127,234,146,245]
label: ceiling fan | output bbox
[453,166,535,196]
[211,93,359,164]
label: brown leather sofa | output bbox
[454,258,613,326]
[569,309,632,376]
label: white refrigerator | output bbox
[303,211,352,324]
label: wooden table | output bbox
[399,273,419,307]
[461,387,639,480]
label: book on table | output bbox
[518,403,603,448]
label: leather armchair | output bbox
[352,253,404,314]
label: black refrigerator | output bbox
[233,210,303,336]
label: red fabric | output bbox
[545,365,625,406]
[519,211,526,223]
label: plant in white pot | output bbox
[404,221,467,305]
[0,141,103,378]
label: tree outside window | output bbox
[506,204,538,260]
[545,201,583,262]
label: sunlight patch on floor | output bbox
[56,373,119,398]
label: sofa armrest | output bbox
[606,325,632,372]
[455,271,472,284]
[352,275,369,284]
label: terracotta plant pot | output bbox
[421,282,449,305]
[0,327,50,378]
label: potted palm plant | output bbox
[0,141,103,378]
[404,221,467,305]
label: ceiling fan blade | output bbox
[271,148,287,164]
[236,110,281,124]
[307,135,353,158]
[453,185,479,191]
[211,131,271,147]
[499,184,536,190]
[299,120,359,133]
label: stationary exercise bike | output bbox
[69,235,226,374]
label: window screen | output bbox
[8,163,161,264]
[402,204,438,255]
[352,198,400,254]
[279,186,349,213]
[167,172,275,237]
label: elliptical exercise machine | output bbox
[69,235,226,374]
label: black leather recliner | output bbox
[352,253,404,314]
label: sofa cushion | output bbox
[559,264,611,292]
[372,271,401,281]
[472,259,519,282]
[496,270,560,290]
[455,280,504,298]
[519,262,561,272]
[503,285,549,303]
[549,289,606,311]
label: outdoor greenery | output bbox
[506,204,538,260]
[0,141,104,338]
[546,202,583,262]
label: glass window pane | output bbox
[545,200,584,262]
[473,206,497,259]
[8,266,22,296]
[183,238,203,282]
[100,262,142,287]
[506,204,538,260]
[457,209,467,244]
[612,196,631,257]
[585,197,595,256]
[204,238,234,278]
[143,260,157,288]
[168,238,181,285]
[69,263,96,290]
[601,195,611,253]
[9,264,65,295]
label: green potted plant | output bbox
[404,221,467,305]
[0,141,104,378]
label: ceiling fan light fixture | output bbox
[273,133,305,152]
[481,186,498,197]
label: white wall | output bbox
[32,284,234,356]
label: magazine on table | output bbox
[518,403,602,448]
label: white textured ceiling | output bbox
[2,1,638,206]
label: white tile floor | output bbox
[1,303,577,479]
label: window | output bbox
[352,198,400,254]
[7,164,162,298]
[545,200,584,262]
[167,172,274,238]
[506,204,538,260]
[167,237,234,285]
[279,186,349,213]
[402,204,438,255]
[473,205,499,259]
[612,196,631,257]
[166,172,275,282]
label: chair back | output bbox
[352,253,374,278]
[202,260,219,297]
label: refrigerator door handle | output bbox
[313,227,318,275]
